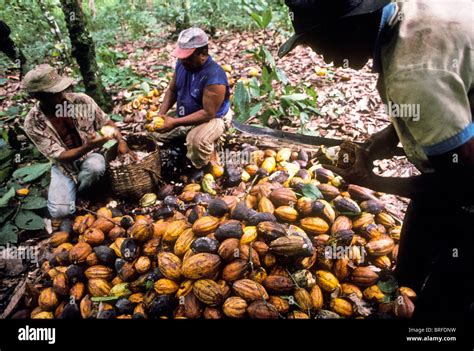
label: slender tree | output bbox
[59,0,112,111]
[37,0,71,69]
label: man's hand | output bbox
[156,116,178,133]
[325,147,374,186]
[117,140,138,160]
[86,133,112,150]
[363,124,400,162]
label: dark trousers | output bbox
[394,196,474,320]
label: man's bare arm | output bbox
[156,84,226,133]
[361,138,474,200]
[56,136,111,163]
[172,84,226,127]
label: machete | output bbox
[231,120,406,156]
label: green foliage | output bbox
[231,9,321,133]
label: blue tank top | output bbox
[175,56,230,118]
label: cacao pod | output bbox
[193,279,224,306]
[87,278,112,297]
[223,296,248,318]
[222,259,249,282]
[83,228,105,246]
[394,294,415,318]
[316,270,339,292]
[192,216,220,236]
[218,238,240,262]
[163,220,188,242]
[333,196,361,215]
[49,231,70,247]
[274,206,298,222]
[351,267,379,287]
[300,217,329,235]
[232,279,268,301]
[69,242,92,264]
[247,300,279,319]
[182,253,221,279]
[365,236,395,256]
[158,252,182,280]
[263,275,295,294]
[270,235,313,258]
[269,188,297,207]
[52,273,69,296]
[268,296,290,314]
[330,298,353,317]
[128,221,153,243]
[85,265,114,280]
[154,278,179,295]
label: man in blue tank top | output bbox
[153,28,231,180]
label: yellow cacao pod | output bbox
[87,278,112,297]
[365,236,395,256]
[300,217,330,235]
[84,265,114,280]
[258,196,275,214]
[38,287,59,311]
[341,283,363,299]
[376,212,396,228]
[310,285,324,310]
[193,279,224,306]
[163,220,188,242]
[330,298,353,317]
[294,288,313,312]
[363,285,385,303]
[223,296,248,318]
[174,228,195,256]
[49,231,70,247]
[240,226,257,245]
[316,270,339,292]
[154,278,180,295]
[274,206,298,222]
[261,157,276,174]
[232,279,269,301]
[128,221,153,243]
[182,253,221,279]
[158,252,182,280]
[192,216,220,236]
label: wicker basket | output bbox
[105,135,161,200]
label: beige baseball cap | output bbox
[22,64,74,93]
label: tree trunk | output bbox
[88,0,97,17]
[174,0,190,37]
[59,0,112,111]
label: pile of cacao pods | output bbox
[31,146,416,319]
